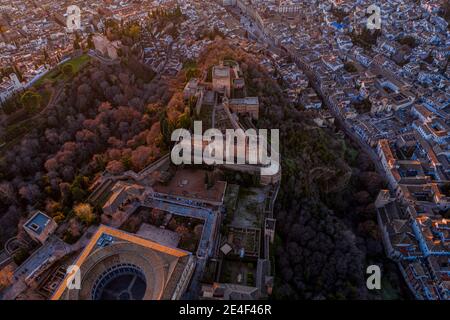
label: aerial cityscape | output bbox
[0,0,449,304]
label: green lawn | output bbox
[34,54,90,87]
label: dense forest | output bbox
[0,57,188,245]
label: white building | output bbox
[0,73,23,106]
